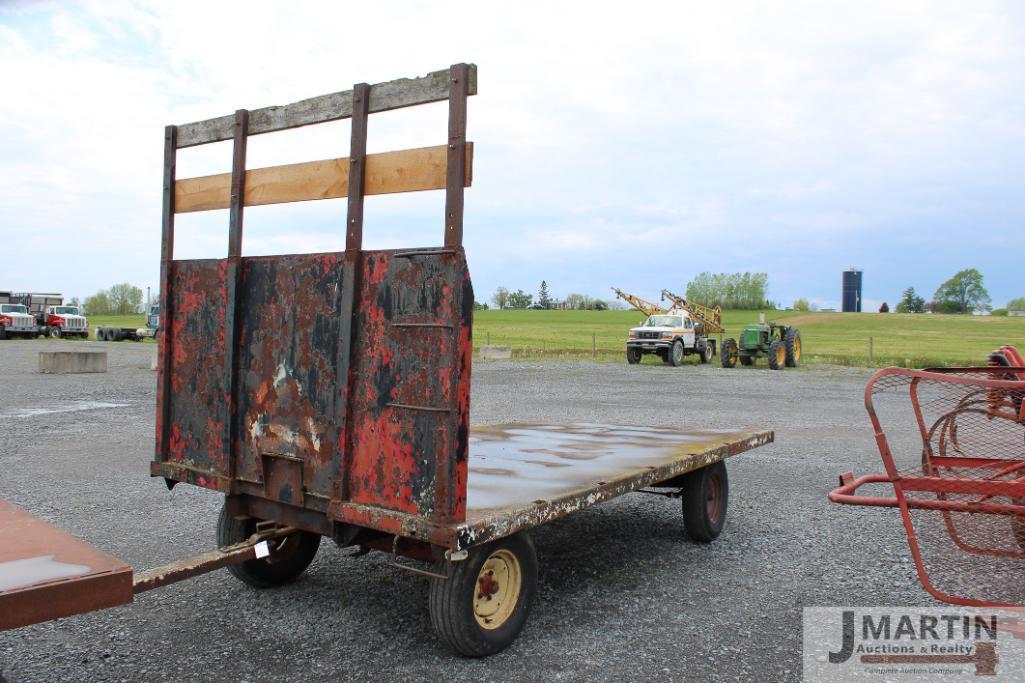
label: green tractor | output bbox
[720,322,802,370]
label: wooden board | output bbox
[176,65,477,148]
[175,143,473,214]
[0,498,132,631]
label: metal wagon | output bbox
[1,64,773,656]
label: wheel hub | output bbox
[473,549,522,630]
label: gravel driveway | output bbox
[0,341,933,682]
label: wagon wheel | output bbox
[429,533,538,657]
[720,338,738,368]
[680,461,728,542]
[216,504,321,588]
[784,328,802,367]
[626,347,642,365]
[768,340,785,370]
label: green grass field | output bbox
[79,310,1025,367]
[474,309,1025,367]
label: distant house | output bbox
[1010,310,1025,317]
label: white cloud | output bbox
[0,0,1023,307]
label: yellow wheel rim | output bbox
[776,346,785,366]
[473,549,522,630]
[793,337,802,362]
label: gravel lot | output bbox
[0,341,934,682]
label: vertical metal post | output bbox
[346,83,370,251]
[223,109,249,485]
[334,83,370,506]
[155,125,177,463]
[868,336,874,365]
[444,63,469,247]
[592,333,596,359]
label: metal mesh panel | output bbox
[868,368,1025,605]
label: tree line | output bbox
[684,272,771,310]
[895,268,994,314]
[488,281,611,310]
[84,283,146,315]
[487,273,772,311]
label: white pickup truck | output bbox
[0,303,39,339]
[626,309,716,366]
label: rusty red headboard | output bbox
[153,65,476,544]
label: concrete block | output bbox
[479,345,512,360]
[38,351,108,374]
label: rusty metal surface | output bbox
[132,526,295,594]
[0,498,132,631]
[155,247,473,530]
[342,248,473,521]
[455,424,774,548]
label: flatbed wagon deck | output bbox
[461,424,772,547]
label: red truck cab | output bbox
[45,305,89,339]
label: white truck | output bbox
[0,303,39,339]
[626,309,715,366]
[612,287,723,367]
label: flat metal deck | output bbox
[0,498,133,631]
[456,423,773,547]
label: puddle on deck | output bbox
[466,423,754,512]
[0,555,91,592]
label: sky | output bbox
[1,1,1023,311]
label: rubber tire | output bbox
[48,326,61,339]
[720,338,738,368]
[668,339,684,367]
[0,327,5,341]
[739,354,754,366]
[113,328,124,341]
[429,533,538,657]
[681,461,728,542]
[699,342,713,364]
[216,505,321,588]
[784,328,801,367]
[768,339,785,369]
[626,347,641,365]
[96,328,107,341]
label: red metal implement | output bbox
[830,363,1025,606]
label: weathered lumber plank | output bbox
[175,143,473,213]
[176,64,477,148]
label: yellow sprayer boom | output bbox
[660,289,724,335]
[610,288,665,317]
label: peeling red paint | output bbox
[155,247,473,530]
